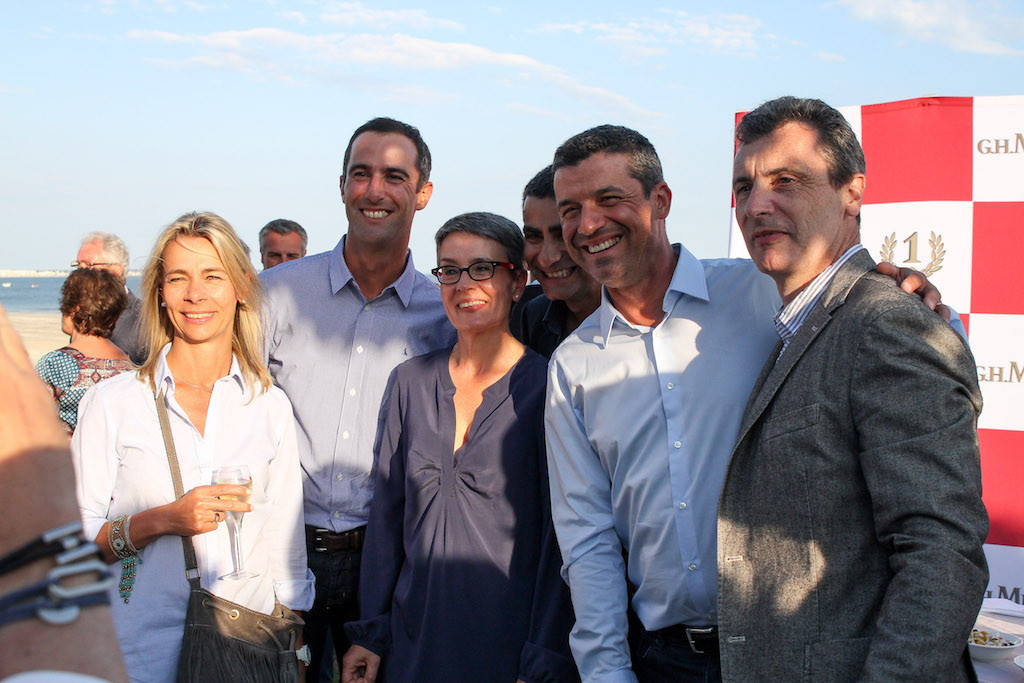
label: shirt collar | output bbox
[596,243,709,346]
[328,235,419,307]
[774,244,864,345]
[155,343,246,396]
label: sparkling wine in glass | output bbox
[212,465,258,580]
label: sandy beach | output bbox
[9,312,69,365]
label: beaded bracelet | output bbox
[106,515,142,603]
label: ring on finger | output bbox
[213,512,221,522]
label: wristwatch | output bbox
[295,644,311,666]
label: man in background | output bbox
[261,117,455,682]
[517,165,602,357]
[259,219,308,270]
[74,232,144,364]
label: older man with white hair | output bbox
[74,232,144,363]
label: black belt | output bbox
[305,525,365,553]
[654,624,719,656]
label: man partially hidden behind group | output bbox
[544,107,986,682]
[259,219,308,270]
[74,231,145,364]
[517,165,602,357]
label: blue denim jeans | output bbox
[303,538,362,683]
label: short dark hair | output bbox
[258,219,308,252]
[434,212,525,269]
[342,117,431,189]
[552,125,664,197]
[736,96,865,188]
[60,268,127,339]
[522,165,555,203]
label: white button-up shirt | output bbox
[72,346,314,683]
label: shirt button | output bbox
[363,305,371,312]
[333,512,341,519]
[689,563,697,571]
[342,431,350,440]
[349,388,356,396]
[678,502,687,510]
[336,473,344,481]
[674,440,682,449]
[356,345,364,354]
[666,382,674,390]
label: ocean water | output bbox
[0,276,143,314]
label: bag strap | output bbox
[153,389,202,590]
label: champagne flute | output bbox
[212,465,258,580]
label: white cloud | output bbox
[319,2,462,31]
[505,102,577,123]
[380,85,456,105]
[817,51,846,61]
[530,11,761,58]
[837,0,1024,56]
[125,28,663,118]
[281,10,307,24]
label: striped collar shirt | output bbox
[774,244,865,353]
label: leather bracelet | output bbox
[0,521,87,577]
[0,542,111,628]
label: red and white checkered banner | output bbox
[729,95,1024,605]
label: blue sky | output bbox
[2,0,1022,271]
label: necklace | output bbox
[173,376,214,393]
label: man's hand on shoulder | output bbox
[875,261,951,321]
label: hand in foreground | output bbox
[0,303,68,459]
[341,644,381,683]
[163,484,254,536]
[875,261,951,321]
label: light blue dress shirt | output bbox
[262,237,456,532]
[545,245,781,682]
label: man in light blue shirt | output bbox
[261,117,456,681]
[544,124,951,682]
[546,125,780,682]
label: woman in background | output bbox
[72,212,313,682]
[36,267,133,435]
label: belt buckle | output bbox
[685,626,714,655]
[312,528,329,553]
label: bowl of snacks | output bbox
[969,628,1023,662]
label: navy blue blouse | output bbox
[345,346,577,682]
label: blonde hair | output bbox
[138,211,271,393]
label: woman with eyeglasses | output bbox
[342,213,576,683]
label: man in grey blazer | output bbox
[717,96,988,681]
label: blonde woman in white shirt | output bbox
[72,212,314,682]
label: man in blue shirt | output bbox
[261,118,456,682]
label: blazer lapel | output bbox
[733,250,877,448]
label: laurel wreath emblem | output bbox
[878,232,944,275]
[922,232,945,276]
[880,233,897,263]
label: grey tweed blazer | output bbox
[717,250,988,682]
